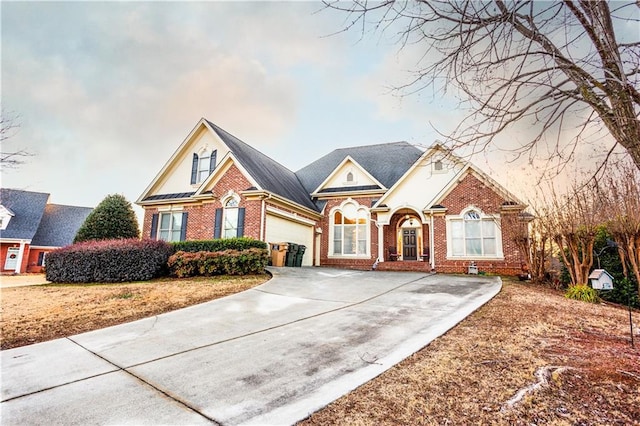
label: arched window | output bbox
[448,208,500,257]
[223,198,239,239]
[346,171,354,182]
[332,201,368,256]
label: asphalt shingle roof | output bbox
[31,204,93,247]
[0,189,49,240]
[295,142,423,194]
[207,120,319,212]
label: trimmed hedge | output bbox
[171,237,267,253]
[45,239,173,283]
[168,248,269,278]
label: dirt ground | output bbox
[2,275,638,424]
[0,274,268,349]
[301,280,640,425]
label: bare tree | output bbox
[544,184,602,287]
[1,111,32,168]
[325,1,640,175]
[597,162,640,293]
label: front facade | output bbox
[138,118,531,275]
[0,189,93,273]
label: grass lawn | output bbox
[300,279,640,425]
[0,274,268,349]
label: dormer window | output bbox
[0,205,14,231]
[191,149,217,184]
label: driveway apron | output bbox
[1,268,501,425]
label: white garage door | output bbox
[265,214,314,266]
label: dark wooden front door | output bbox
[403,229,417,260]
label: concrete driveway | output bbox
[1,268,501,425]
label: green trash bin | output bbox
[285,243,298,267]
[294,245,306,267]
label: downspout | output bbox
[260,197,265,242]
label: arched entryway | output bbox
[386,209,429,262]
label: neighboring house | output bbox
[0,189,92,273]
[138,118,531,275]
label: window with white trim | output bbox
[448,208,501,257]
[197,151,211,183]
[331,201,369,256]
[158,212,184,242]
[223,198,239,239]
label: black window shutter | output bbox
[214,208,222,239]
[190,153,199,184]
[180,212,188,241]
[150,213,159,239]
[209,150,217,174]
[237,208,245,237]
[37,251,45,266]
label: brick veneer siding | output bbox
[141,165,320,265]
[432,172,526,275]
[142,165,261,240]
[319,197,379,270]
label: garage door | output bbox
[265,213,314,266]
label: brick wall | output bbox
[432,172,526,275]
[319,197,378,270]
[142,165,260,240]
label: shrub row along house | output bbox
[137,118,531,275]
[0,189,92,273]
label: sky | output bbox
[1,1,629,222]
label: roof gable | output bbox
[137,118,231,203]
[0,189,49,240]
[296,142,422,195]
[428,163,526,210]
[311,155,385,195]
[373,143,466,209]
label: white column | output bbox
[15,240,27,274]
[377,223,384,261]
[430,215,435,270]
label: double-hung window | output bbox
[158,212,184,242]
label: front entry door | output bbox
[403,229,417,260]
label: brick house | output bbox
[0,189,93,273]
[137,118,531,275]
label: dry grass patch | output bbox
[301,280,640,426]
[0,274,268,349]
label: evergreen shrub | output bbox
[171,237,267,253]
[74,194,140,243]
[168,248,269,278]
[46,239,173,283]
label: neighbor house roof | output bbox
[0,188,50,240]
[295,142,423,195]
[31,204,93,247]
[206,120,319,212]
